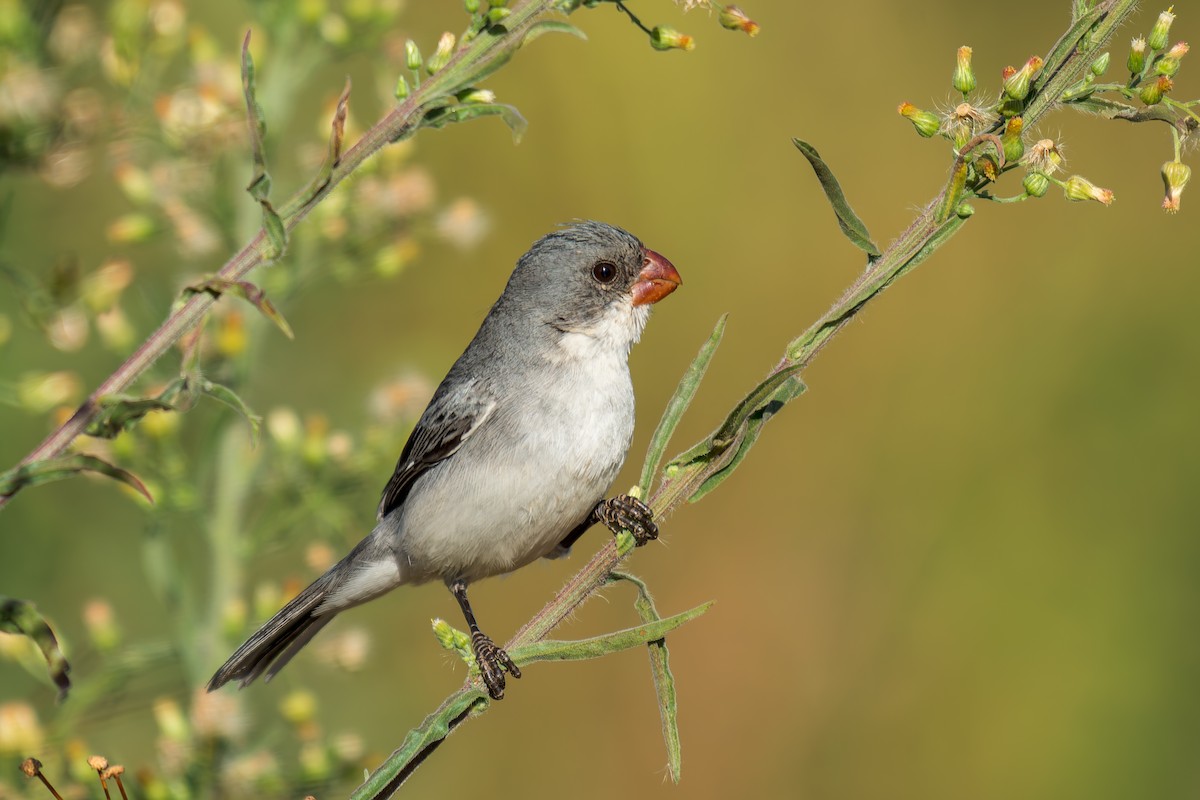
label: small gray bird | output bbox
[207,221,681,700]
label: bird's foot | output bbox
[596,494,658,546]
[471,631,520,700]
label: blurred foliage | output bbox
[1,1,1199,800]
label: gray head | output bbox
[495,221,681,353]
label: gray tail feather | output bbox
[207,574,336,691]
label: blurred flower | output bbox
[191,687,245,740]
[0,703,44,755]
[305,542,336,573]
[149,0,186,39]
[315,627,370,671]
[221,750,280,792]
[17,370,82,412]
[140,407,179,439]
[373,236,419,277]
[332,732,365,763]
[82,598,121,651]
[319,13,350,46]
[214,309,247,358]
[39,143,91,188]
[222,597,247,639]
[254,582,283,621]
[280,690,318,727]
[369,373,434,423]
[114,163,156,206]
[96,306,136,350]
[153,697,189,742]
[0,60,61,127]
[303,414,330,464]
[436,197,490,249]
[46,6,95,63]
[46,306,89,351]
[267,407,302,449]
[107,213,157,243]
[82,259,134,311]
[298,742,332,781]
[162,197,221,256]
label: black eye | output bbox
[592,261,617,284]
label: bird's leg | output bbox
[592,494,658,546]
[448,579,520,700]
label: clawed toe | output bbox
[472,632,521,700]
[597,494,658,546]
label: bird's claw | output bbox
[597,494,658,547]
[472,631,520,700]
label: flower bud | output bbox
[718,5,759,36]
[404,39,421,71]
[426,32,455,74]
[1149,8,1175,51]
[1155,41,1188,75]
[1063,175,1114,205]
[1128,36,1147,73]
[485,6,510,23]
[464,0,480,12]
[1003,56,1044,101]
[953,45,976,94]
[1023,171,1050,197]
[650,26,695,51]
[1139,74,1172,104]
[1090,51,1110,75]
[897,102,940,137]
[1001,116,1025,163]
[1161,159,1190,213]
[457,88,496,104]
[394,73,409,100]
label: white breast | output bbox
[393,300,643,584]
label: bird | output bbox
[207,221,681,700]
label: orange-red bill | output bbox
[631,249,682,306]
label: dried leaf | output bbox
[184,278,294,339]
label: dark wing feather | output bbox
[378,377,496,519]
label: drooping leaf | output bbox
[422,103,528,143]
[0,454,152,503]
[508,602,711,664]
[793,139,881,259]
[639,315,726,498]
[184,278,294,339]
[197,379,262,445]
[85,394,175,439]
[610,572,685,782]
[0,596,71,700]
[521,19,587,46]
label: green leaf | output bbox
[422,103,528,143]
[508,602,711,664]
[240,31,288,260]
[610,572,685,782]
[0,596,71,700]
[0,454,152,503]
[184,277,294,339]
[197,380,262,445]
[638,315,726,498]
[689,373,805,502]
[521,19,587,46]
[86,394,175,439]
[793,139,881,259]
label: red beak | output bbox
[631,249,682,306]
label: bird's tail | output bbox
[207,535,400,691]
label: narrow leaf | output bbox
[508,602,711,664]
[610,572,685,782]
[86,394,175,439]
[793,139,881,258]
[198,380,262,445]
[638,315,726,498]
[422,103,528,143]
[0,596,71,700]
[690,374,806,502]
[0,454,152,502]
[184,278,294,339]
[352,690,489,800]
[521,20,587,46]
[240,31,268,193]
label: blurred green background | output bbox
[3,0,1199,798]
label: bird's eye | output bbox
[592,261,617,284]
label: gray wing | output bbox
[377,377,496,519]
